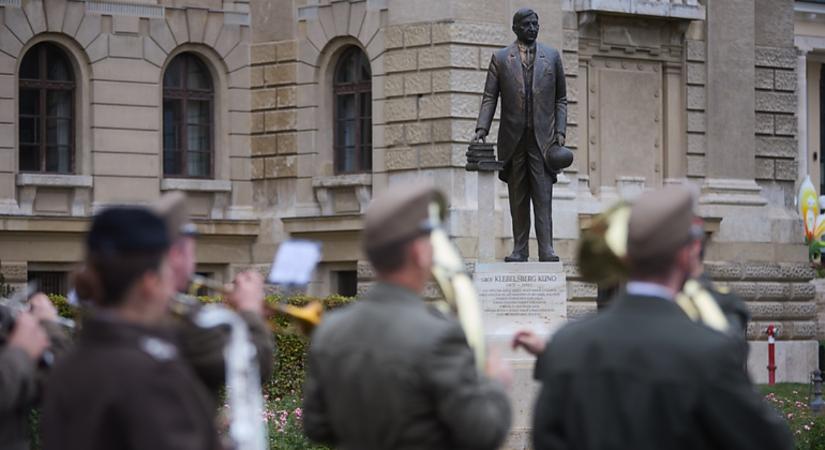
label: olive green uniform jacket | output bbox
[42,313,220,450]
[532,291,792,450]
[0,305,70,450]
[303,282,512,450]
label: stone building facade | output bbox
[0,0,818,384]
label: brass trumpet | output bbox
[182,275,323,333]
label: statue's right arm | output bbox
[476,54,500,136]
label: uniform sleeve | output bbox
[531,341,569,450]
[697,341,794,450]
[425,323,512,450]
[0,345,37,413]
[302,343,338,446]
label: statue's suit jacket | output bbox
[476,41,567,182]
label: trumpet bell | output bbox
[578,202,631,286]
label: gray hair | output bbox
[512,8,538,27]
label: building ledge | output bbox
[161,178,232,192]
[575,0,706,20]
[0,215,259,237]
[282,214,364,234]
[312,173,372,188]
[16,173,93,188]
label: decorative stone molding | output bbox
[85,1,164,19]
[16,174,93,188]
[699,178,768,207]
[312,174,372,216]
[161,178,233,192]
[574,0,705,21]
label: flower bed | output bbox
[761,383,825,449]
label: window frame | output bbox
[18,43,76,174]
[332,47,373,175]
[162,53,215,179]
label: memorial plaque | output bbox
[474,262,568,338]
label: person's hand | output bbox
[485,348,513,390]
[557,133,565,147]
[472,129,488,143]
[8,312,49,361]
[29,293,58,322]
[226,271,265,315]
[511,330,546,356]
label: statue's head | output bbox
[512,8,539,44]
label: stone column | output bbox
[799,46,811,178]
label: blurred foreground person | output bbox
[0,293,69,450]
[303,183,513,450]
[154,192,274,402]
[532,186,792,450]
[42,207,219,450]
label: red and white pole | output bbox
[766,324,777,385]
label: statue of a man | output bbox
[473,8,567,262]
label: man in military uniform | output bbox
[303,183,513,450]
[153,191,274,402]
[1,293,70,450]
[532,186,792,450]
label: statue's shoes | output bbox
[504,253,528,262]
[539,254,560,262]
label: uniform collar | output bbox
[364,282,425,305]
[625,281,674,301]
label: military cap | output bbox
[87,206,170,254]
[627,186,695,264]
[153,191,197,241]
[363,182,446,252]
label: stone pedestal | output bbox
[474,262,568,450]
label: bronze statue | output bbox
[473,8,568,262]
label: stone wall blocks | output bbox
[5,6,33,42]
[562,52,578,76]
[62,0,84,36]
[264,155,297,178]
[277,86,297,108]
[264,63,297,86]
[417,144,451,168]
[385,25,403,49]
[143,37,168,68]
[756,136,796,158]
[755,46,797,69]
[277,132,297,155]
[704,262,743,280]
[686,39,705,62]
[563,30,578,52]
[225,43,250,73]
[202,12,223,47]
[686,154,705,178]
[385,49,417,73]
[791,281,817,300]
[418,94,449,120]
[774,69,796,92]
[186,8,208,43]
[686,133,706,155]
[686,62,705,85]
[385,146,417,170]
[432,22,510,47]
[265,110,297,132]
[251,112,265,133]
[86,34,109,63]
[215,24,242,58]
[385,97,417,122]
[384,73,404,97]
[686,85,705,111]
[277,41,298,62]
[774,114,795,136]
[109,34,142,59]
[568,280,597,299]
[358,10,381,47]
[384,123,404,146]
[251,135,278,156]
[405,122,431,144]
[755,68,774,90]
[755,113,774,135]
[348,1,366,38]
[332,0,350,37]
[404,72,431,95]
[0,26,22,57]
[166,9,189,46]
[741,262,815,281]
[149,18,176,53]
[23,0,46,34]
[755,157,775,180]
[253,88,278,110]
[432,69,486,93]
[251,43,277,65]
[686,111,705,133]
[403,24,431,47]
[756,91,796,114]
[775,159,798,182]
[568,303,597,320]
[228,66,251,89]
[75,15,102,49]
[419,45,478,70]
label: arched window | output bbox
[333,47,372,174]
[18,43,75,173]
[163,53,214,178]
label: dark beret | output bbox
[363,182,446,253]
[87,206,171,255]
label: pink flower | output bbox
[294,407,303,420]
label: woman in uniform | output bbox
[41,206,220,450]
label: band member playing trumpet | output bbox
[42,207,220,450]
[303,183,513,450]
[153,192,275,402]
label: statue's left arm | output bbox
[554,51,567,145]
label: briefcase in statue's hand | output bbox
[542,142,574,173]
